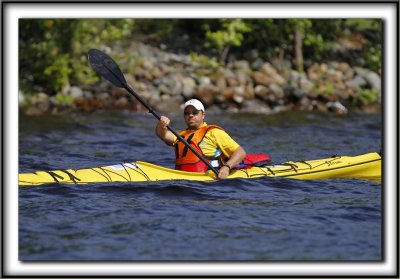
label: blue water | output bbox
[19,110,382,260]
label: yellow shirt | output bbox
[174,123,240,158]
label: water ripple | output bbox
[18,111,382,261]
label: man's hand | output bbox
[218,165,231,179]
[216,146,246,179]
[155,116,174,146]
[159,116,170,129]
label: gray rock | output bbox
[345,75,367,89]
[269,83,284,98]
[236,70,249,85]
[251,58,264,70]
[69,86,83,99]
[327,101,348,115]
[154,96,182,113]
[365,71,381,90]
[240,99,272,114]
[252,71,273,86]
[232,86,246,104]
[254,85,269,100]
[195,84,218,106]
[299,76,314,94]
[233,60,250,71]
[199,76,211,85]
[158,84,171,95]
[181,76,197,98]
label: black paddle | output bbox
[87,48,219,176]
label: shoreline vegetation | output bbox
[19,42,381,117]
[19,19,382,116]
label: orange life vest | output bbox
[175,125,226,172]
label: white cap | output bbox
[184,99,205,112]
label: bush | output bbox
[19,18,381,97]
[355,88,380,105]
[19,19,134,95]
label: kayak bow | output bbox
[18,152,381,186]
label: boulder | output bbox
[345,75,367,89]
[199,76,211,85]
[195,84,218,107]
[233,60,250,71]
[327,101,348,115]
[220,87,235,102]
[181,76,197,98]
[269,83,285,99]
[259,62,286,85]
[252,71,273,86]
[215,75,227,92]
[307,63,322,81]
[236,70,250,86]
[365,71,381,90]
[232,86,245,104]
[113,97,129,109]
[69,86,83,99]
[240,99,272,114]
[244,83,255,100]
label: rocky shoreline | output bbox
[20,42,381,116]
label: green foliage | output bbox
[355,88,379,105]
[132,19,180,38]
[203,19,250,61]
[237,19,346,63]
[361,45,382,71]
[204,19,250,50]
[190,53,221,69]
[54,92,74,106]
[19,19,133,94]
[287,19,312,33]
[341,19,382,71]
[325,83,334,96]
[314,81,334,96]
[290,19,341,62]
[43,54,71,92]
[345,18,380,31]
[19,18,381,96]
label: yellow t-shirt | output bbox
[174,123,240,158]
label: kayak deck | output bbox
[18,152,381,186]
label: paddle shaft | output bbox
[104,62,220,176]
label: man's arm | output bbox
[155,116,175,146]
[218,146,246,179]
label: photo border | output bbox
[3,1,398,277]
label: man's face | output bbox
[184,106,205,130]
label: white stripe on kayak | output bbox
[109,163,138,170]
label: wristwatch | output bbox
[222,163,231,170]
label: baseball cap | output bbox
[184,99,205,112]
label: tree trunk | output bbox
[220,45,230,64]
[294,26,304,73]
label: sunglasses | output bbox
[184,110,201,116]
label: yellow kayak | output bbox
[18,152,381,186]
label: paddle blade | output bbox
[88,49,127,88]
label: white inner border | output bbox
[4,3,397,277]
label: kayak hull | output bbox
[18,152,381,186]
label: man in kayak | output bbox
[155,99,246,179]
